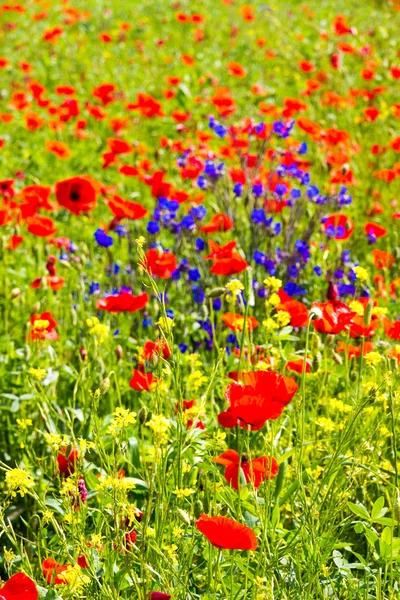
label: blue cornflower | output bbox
[94,228,113,248]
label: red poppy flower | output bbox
[26,215,57,237]
[129,369,157,391]
[0,572,38,600]
[365,222,387,238]
[148,594,171,600]
[31,276,65,291]
[312,301,355,335]
[382,318,400,340]
[30,312,58,341]
[55,176,98,215]
[107,195,147,220]
[222,313,258,332]
[201,213,233,233]
[57,448,78,476]
[142,339,171,360]
[224,370,298,429]
[205,240,248,276]
[45,140,71,159]
[214,449,278,490]
[322,214,354,240]
[127,93,164,118]
[227,62,247,78]
[239,5,255,21]
[196,514,257,550]
[96,291,148,313]
[143,248,177,279]
[20,185,54,212]
[42,558,71,584]
[372,249,395,269]
[337,341,374,358]
[8,235,23,250]
[285,358,312,374]
[276,292,309,327]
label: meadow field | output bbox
[0,0,400,598]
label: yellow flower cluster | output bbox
[264,277,282,292]
[5,468,35,497]
[108,406,137,435]
[45,432,69,450]
[353,266,368,282]
[146,414,170,443]
[86,316,109,343]
[61,565,90,591]
[29,367,47,381]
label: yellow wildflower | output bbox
[365,352,382,366]
[16,418,32,431]
[44,432,69,451]
[5,468,34,497]
[349,300,364,317]
[276,310,291,327]
[353,266,368,282]
[29,367,46,381]
[172,488,196,499]
[267,293,281,307]
[264,277,282,292]
[61,565,90,591]
[86,316,109,343]
[108,406,137,435]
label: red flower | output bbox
[348,315,379,339]
[45,140,71,159]
[30,311,58,341]
[142,339,171,360]
[0,572,38,600]
[201,213,233,233]
[148,594,171,600]
[55,176,98,215]
[372,249,395,269]
[222,312,258,332]
[31,276,65,291]
[57,448,78,476]
[276,292,309,327]
[129,369,157,391]
[365,222,387,238]
[285,358,312,374]
[227,62,247,78]
[196,514,257,550]
[323,214,354,240]
[224,371,298,429]
[42,558,71,584]
[26,215,57,237]
[382,318,400,340]
[96,291,148,313]
[107,195,147,220]
[143,248,177,279]
[337,341,374,358]
[312,301,355,335]
[214,449,278,490]
[205,240,248,276]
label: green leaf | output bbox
[348,502,370,521]
[371,497,386,520]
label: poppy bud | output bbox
[394,490,400,522]
[350,371,357,382]
[79,347,88,361]
[364,300,373,327]
[207,287,226,299]
[327,281,339,302]
[11,287,20,299]
[32,302,41,314]
[333,352,343,365]
[176,508,191,526]
[116,344,123,360]
[138,406,148,424]
[100,377,110,393]
[194,499,204,519]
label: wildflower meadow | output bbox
[1,0,400,598]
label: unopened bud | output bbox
[176,507,191,526]
[79,347,88,361]
[194,499,204,519]
[31,302,40,314]
[11,288,20,299]
[138,406,148,425]
[116,345,123,361]
[364,299,373,327]
[100,377,110,393]
[333,352,343,365]
[207,287,226,299]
